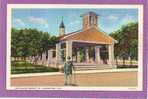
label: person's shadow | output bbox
[64,84,78,86]
[71,84,78,86]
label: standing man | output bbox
[64,56,75,86]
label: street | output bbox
[11,71,137,87]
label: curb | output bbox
[11,68,138,78]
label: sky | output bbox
[12,8,138,36]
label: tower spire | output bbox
[59,16,65,36]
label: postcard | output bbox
[0,0,147,98]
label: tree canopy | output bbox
[11,28,59,57]
[110,22,138,60]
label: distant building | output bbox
[37,11,117,70]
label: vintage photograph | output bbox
[7,4,143,90]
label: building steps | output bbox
[73,63,113,71]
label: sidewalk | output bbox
[11,68,138,78]
[11,70,138,87]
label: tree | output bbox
[11,28,58,60]
[110,22,138,65]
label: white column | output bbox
[95,46,101,64]
[85,47,89,62]
[66,40,72,61]
[30,56,33,63]
[56,43,61,64]
[38,55,42,65]
[36,55,39,65]
[48,50,53,63]
[108,44,116,68]
[42,52,46,65]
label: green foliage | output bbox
[79,48,85,62]
[110,22,138,60]
[11,61,59,74]
[11,28,59,57]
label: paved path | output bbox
[11,71,137,87]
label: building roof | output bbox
[59,27,117,45]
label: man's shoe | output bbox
[64,83,67,86]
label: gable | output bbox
[59,27,116,44]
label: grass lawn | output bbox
[117,65,138,68]
[11,61,137,74]
[11,61,59,74]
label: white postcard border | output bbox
[7,4,143,91]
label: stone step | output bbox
[74,65,96,70]
[74,65,97,68]
[74,64,113,70]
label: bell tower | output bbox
[81,11,98,30]
[59,17,65,36]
